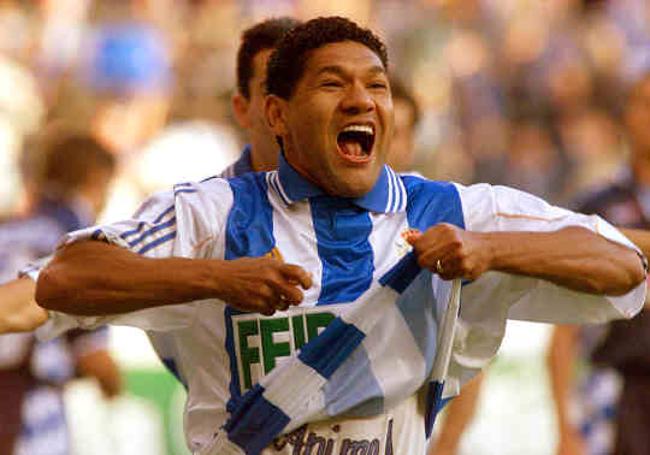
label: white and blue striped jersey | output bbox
[39,155,645,454]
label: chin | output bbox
[333,177,376,198]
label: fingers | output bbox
[408,223,472,278]
[280,264,313,290]
[416,242,457,270]
[271,279,304,306]
[249,263,312,315]
[222,258,314,316]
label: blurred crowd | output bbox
[383,0,650,205]
[0,1,649,454]
[0,0,649,219]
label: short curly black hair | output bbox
[236,17,301,99]
[266,16,389,100]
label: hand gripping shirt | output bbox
[38,156,645,454]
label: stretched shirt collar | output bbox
[270,153,407,214]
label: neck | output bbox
[250,147,278,172]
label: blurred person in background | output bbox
[548,70,650,455]
[0,53,45,216]
[386,76,421,173]
[223,16,301,176]
[503,118,566,203]
[0,128,121,455]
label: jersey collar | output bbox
[271,153,407,214]
[233,145,254,175]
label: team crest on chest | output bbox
[395,228,416,258]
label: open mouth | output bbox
[336,124,375,163]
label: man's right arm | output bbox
[37,240,311,316]
[0,277,48,333]
[621,228,650,265]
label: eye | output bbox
[368,81,388,90]
[320,79,344,88]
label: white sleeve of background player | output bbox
[38,179,234,339]
[454,182,646,324]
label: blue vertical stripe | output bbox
[403,176,465,231]
[224,173,276,405]
[310,197,374,305]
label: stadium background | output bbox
[0,0,648,453]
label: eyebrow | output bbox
[315,64,387,78]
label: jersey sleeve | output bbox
[454,182,646,324]
[37,179,233,339]
[18,255,52,282]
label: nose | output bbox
[340,81,374,115]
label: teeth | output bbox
[342,125,374,135]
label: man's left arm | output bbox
[408,183,646,325]
[408,223,644,296]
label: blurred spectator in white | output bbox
[0,128,121,455]
[0,55,44,215]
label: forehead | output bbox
[302,41,386,78]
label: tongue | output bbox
[339,139,364,157]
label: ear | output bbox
[232,92,252,129]
[265,94,289,139]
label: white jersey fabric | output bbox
[38,155,645,454]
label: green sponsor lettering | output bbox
[235,310,338,392]
[306,312,336,341]
[292,315,307,350]
[260,318,291,374]
[237,320,259,391]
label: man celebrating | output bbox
[33,17,645,455]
